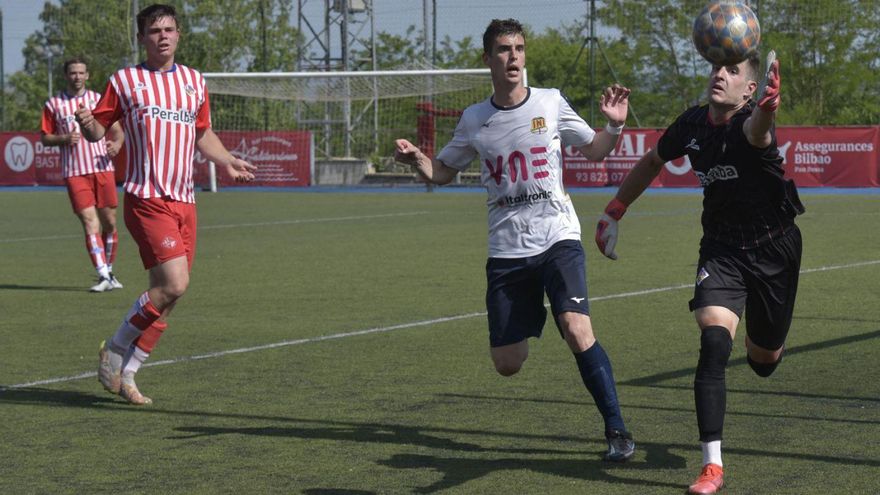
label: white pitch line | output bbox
[3,259,879,390]
[0,211,428,243]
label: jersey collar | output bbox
[491,87,530,111]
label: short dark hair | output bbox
[745,50,762,82]
[63,57,88,74]
[482,18,525,55]
[137,3,178,35]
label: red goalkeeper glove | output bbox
[757,58,780,112]
[595,197,628,260]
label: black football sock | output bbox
[694,326,732,442]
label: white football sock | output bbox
[701,440,722,467]
[123,346,150,374]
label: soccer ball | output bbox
[693,1,761,66]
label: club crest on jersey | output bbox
[530,117,547,134]
[185,84,196,96]
[696,267,710,285]
[133,82,148,92]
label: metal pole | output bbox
[0,8,4,129]
[132,0,140,64]
[342,0,351,157]
[47,53,53,98]
[431,0,437,66]
[588,0,596,125]
[260,0,269,130]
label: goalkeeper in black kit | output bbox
[594,51,804,494]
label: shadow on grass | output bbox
[620,328,880,389]
[440,392,880,424]
[0,387,118,406]
[166,424,685,493]
[2,388,877,491]
[0,283,85,292]
[378,453,684,493]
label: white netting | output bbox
[203,69,492,160]
[204,69,490,102]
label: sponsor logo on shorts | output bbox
[685,138,700,151]
[570,296,585,303]
[161,236,177,249]
[696,267,710,285]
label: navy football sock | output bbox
[694,326,733,442]
[575,342,626,434]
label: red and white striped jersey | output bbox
[92,63,211,203]
[40,90,113,178]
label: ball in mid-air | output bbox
[693,1,760,66]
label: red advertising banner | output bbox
[0,132,65,186]
[194,131,313,188]
[1,130,312,187]
[563,126,879,188]
[777,127,879,187]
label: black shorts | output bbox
[485,240,590,348]
[689,226,802,350]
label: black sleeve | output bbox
[656,116,685,162]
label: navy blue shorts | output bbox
[485,240,590,348]
[689,226,802,350]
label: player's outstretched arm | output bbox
[578,84,630,161]
[594,147,665,260]
[75,103,107,142]
[394,139,459,185]
[745,56,780,148]
[196,128,257,182]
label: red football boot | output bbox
[688,463,724,494]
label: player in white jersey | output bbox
[41,57,125,292]
[394,18,636,461]
[75,3,256,405]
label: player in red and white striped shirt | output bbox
[76,4,256,405]
[41,57,125,293]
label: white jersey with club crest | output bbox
[436,87,595,258]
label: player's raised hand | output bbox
[227,157,257,182]
[757,58,780,113]
[599,84,630,125]
[74,103,94,128]
[394,139,422,166]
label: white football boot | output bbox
[98,340,123,394]
[90,277,114,293]
[119,371,152,405]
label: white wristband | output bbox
[605,122,625,135]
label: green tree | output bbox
[5,0,300,131]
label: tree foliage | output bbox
[3,0,299,131]
[3,0,878,133]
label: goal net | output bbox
[203,69,492,168]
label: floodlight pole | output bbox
[588,0,596,125]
